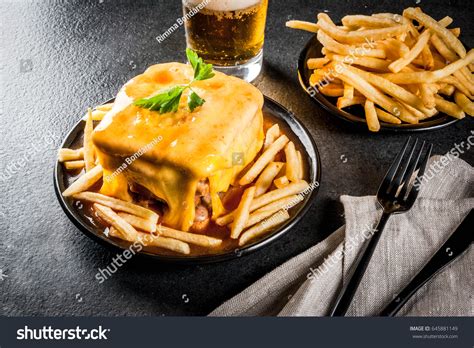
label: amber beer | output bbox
[182,0,268,81]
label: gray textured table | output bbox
[1,0,473,316]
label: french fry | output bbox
[250,180,309,211]
[329,54,391,71]
[319,84,344,97]
[253,194,304,215]
[94,203,139,241]
[453,72,474,96]
[239,210,290,246]
[400,101,427,120]
[388,30,431,73]
[216,181,309,226]
[95,103,113,112]
[421,44,434,70]
[91,110,107,121]
[382,38,410,59]
[434,95,465,119]
[109,226,191,255]
[254,162,284,196]
[317,30,386,58]
[317,13,409,44]
[64,160,85,170]
[437,16,453,28]
[337,96,366,109]
[296,150,304,180]
[438,84,455,96]
[310,67,343,86]
[285,20,319,33]
[139,234,190,254]
[372,13,419,37]
[118,212,157,233]
[284,142,299,182]
[380,49,474,84]
[454,91,474,116]
[231,186,256,239]
[375,108,402,124]
[364,100,380,132]
[156,224,222,248]
[244,206,283,229]
[420,84,436,108]
[239,135,289,185]
[307,58,330,69]
[310,71,326,87]
[440,76,473,99]
[83,108,95,172]
[403,7,466,58]
[263,124,280,150]
[274,176,290,189]
[82,109,108,121]
[343,83,354,99]
[430,35,474,95]
[62,165,103,197]
[73,191,159,224]
[450,28,461,37]
[58,148,84,162]
[341,14,399,28]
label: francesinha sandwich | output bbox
[60,50,310,256]
[92,62,264,232]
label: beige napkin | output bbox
[210,156,474,316]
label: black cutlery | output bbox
[330,137,432,316]
[380,209,473,316]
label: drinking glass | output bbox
[182,0,268,82]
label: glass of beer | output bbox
[182,0,268,82]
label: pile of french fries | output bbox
[216,123,309,246]
[287,7,474,131]
[58,104,311,254]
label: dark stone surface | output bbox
[0,0,472,316]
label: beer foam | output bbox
[185,0,261,12]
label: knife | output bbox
[379,209,473,317]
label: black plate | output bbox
[54,96,322,264]
[298,35,462,132]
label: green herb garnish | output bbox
[133,49,214,114]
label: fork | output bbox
[329,137,433,316]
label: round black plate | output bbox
[54,96,322,264]
[298,35,462,132]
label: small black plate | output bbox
[298,35,462,132]
[54,96,322,264]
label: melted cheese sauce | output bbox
[93,63,264,231]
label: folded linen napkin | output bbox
[210,156,473,316]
